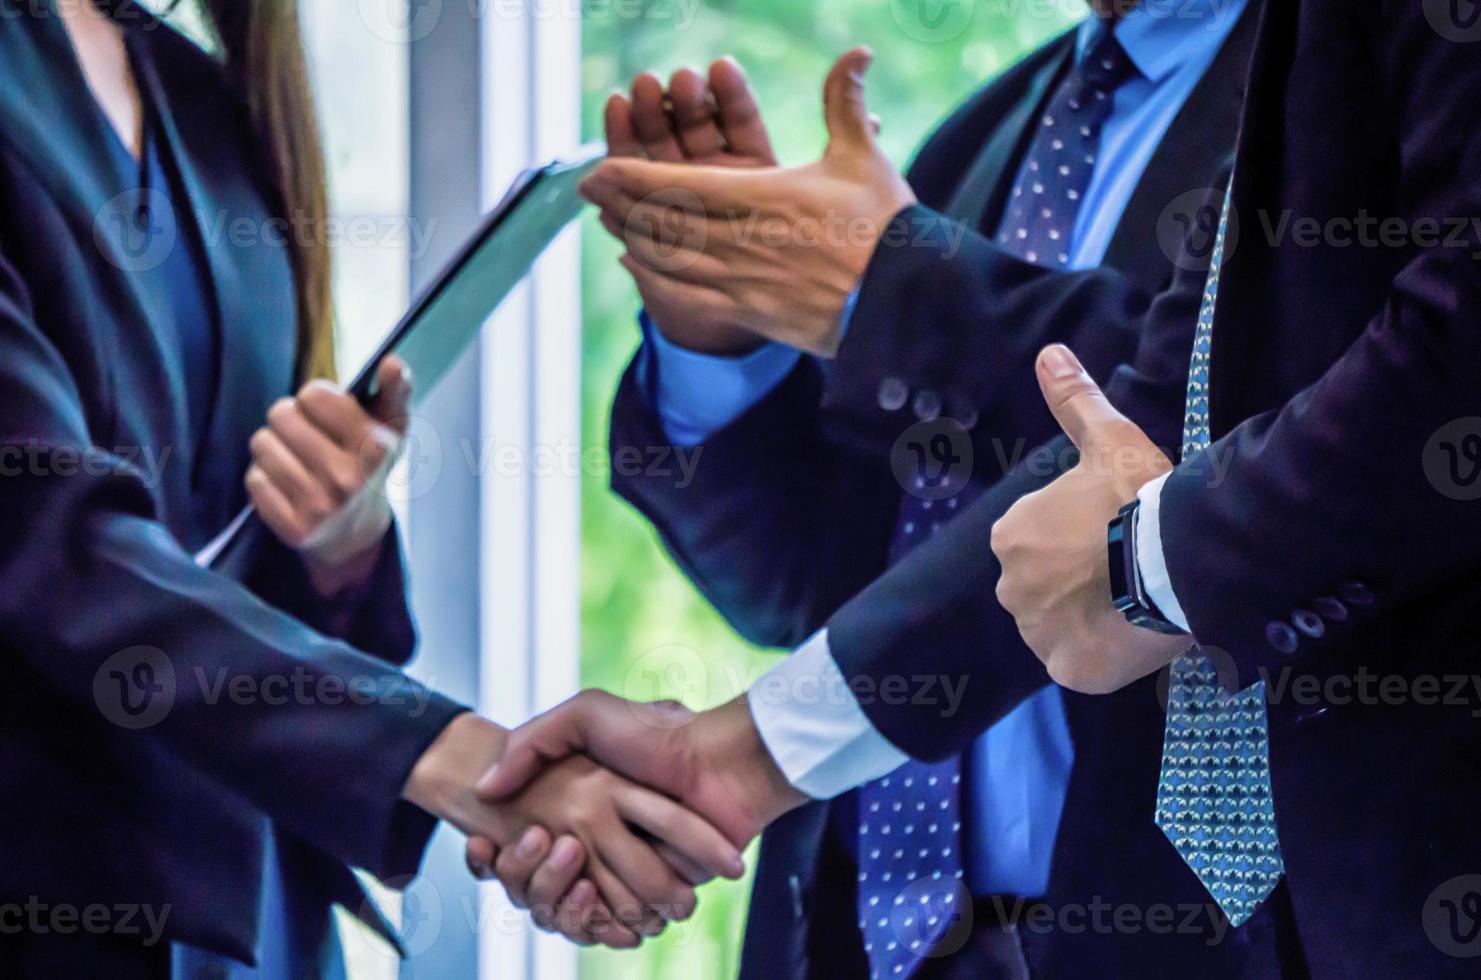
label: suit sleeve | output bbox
[609,354,900,649]
[0,245,465,881]
[820,214,1152,469]
[822,225,1208,759]
[1157,4,1481,680]
[230,521,419,666]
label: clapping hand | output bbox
[583,47,915,359]
[600,56,779,356]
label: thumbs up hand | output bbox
[580,47,915,358]
[992,346,1192,694]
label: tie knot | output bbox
[1076,27,1138,93]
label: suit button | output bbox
[1338,581,1374,606]
[1265,621,1299,654]
[912,388,942,421]
[1292,609,1325,639]
[945,393,979,430]
[878,377,909,412]
[1312,596,1348,622]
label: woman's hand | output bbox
[245,356,413,597]
[405,713,744,948]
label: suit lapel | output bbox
[1103,0,1263,297]
[1207,0,1292,440]
[943,36,1073,228]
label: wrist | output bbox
[403,712,509,821]
[702,696,809,832]
[655,321,765,357]
[303,534,386,597]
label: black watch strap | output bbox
[1107,499,1189,636]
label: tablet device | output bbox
[195,147,603,568]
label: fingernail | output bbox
[728,853,745,879]
[552,837,582,869]
[1041,344,1082,379]
[517,828,543,859]
[473,766,498,796]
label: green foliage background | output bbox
[577,2,1078,977]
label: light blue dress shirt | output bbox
[640,0,1248,898]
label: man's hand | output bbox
[404,712,745,947]
[992,345,1193,694]
[473,691,808,875]
[584,47,915,358]
[604,58,777,356]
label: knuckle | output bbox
[266,398,297,427]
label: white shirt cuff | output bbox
[1135,472,1191,633]
[746,629,909,800]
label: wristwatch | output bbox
[1107,499,1189,635]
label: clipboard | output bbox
[195,146,604,568]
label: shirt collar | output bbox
[1075,0,1250,84]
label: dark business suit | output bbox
[679,0,1481,974]
[0,4,463,974]
[608,10,1287,978]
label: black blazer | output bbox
[734,0,1481,974]
[0,4,462,969]
[609,9,1276,978]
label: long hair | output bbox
[190,0,336,381]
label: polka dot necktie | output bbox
[855,26,1140,979]
[1153,179,1285,927]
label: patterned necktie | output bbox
[856,26,1139,979]
[1153,180,1285,927]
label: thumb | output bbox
[474,699,592,801]
[823,46,876,157]
[369,355,413,436]
[1035,344,1128,453]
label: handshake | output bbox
[400,693,808,948]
